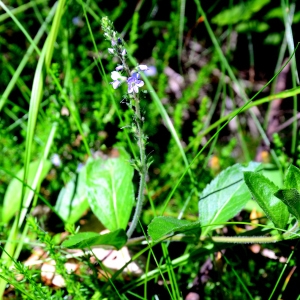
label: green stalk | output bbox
[118,60,147,239]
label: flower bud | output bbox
[115,65,124,71]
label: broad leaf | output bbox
[275,189,300,221]
[244,172,289,229]
[148,216,201,242]
[283,165,300,191]
[199,162,261,237]
[2,160,51,224]
[55,167,89,224]
[61,229,127,250]
[86,148,134,231]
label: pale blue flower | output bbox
[127,73,144,93]
[144,66,157,77]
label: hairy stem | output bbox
[120,57,147,238]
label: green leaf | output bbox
[236,21,269,33]
[148,216,201,242]
[275,189,300,221]
[55,166,89,224]
[283,165,300,191]
[264,33,283,45]
[244,172,289,229]
[86,148,134,231]
[61,229,127,250]
[2,160,51,224]
[262,165,283,187]
[199,162,261,237]
[212,0,270,26]
[264,7,282,20]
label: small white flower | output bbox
[108,48,114,54]
[111,71,121,80]
[138,65,148,71]
[51,154,61,167]
[121,49,127,56]
[110,71,127,89]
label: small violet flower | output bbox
[127,72,144,94]
[110,71,127,89]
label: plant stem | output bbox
[120,58,147,238]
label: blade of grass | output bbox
[44,0,66,69]
[268,241,297,300]
[198,86,300,141]
[0,0,46,23]
[140,69,195,185]
[178,0,185,74]
[221,252,254,300]
[0,2,57,111]
[281,1,298,156]
[0,2,40,53]
[0,0,66,296]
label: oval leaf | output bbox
[86,148,134,231]
[275,189,300,221]
[148,216,201,242]
[61,229,127,250]
[199,162,261,237]
[55,167,89,224]
[244,171,289,229]
[2,160,51,224]
[284,165,300,191]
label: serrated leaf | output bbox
[55,167,89,224]
[283,165,300,191]
[61,229,127,250]
[2,160,51,224]
[86,148,134,231]
[244,172,289,229]
[275,189,300,221]
[148,216,201,242]
[199,162,261,237]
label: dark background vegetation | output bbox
[1,0,300,299]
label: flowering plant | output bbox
[101,16,149,238]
